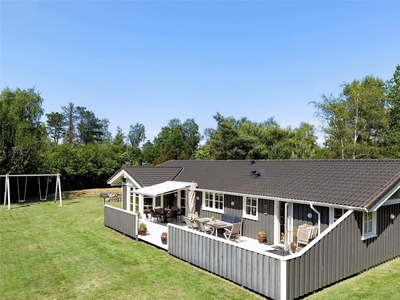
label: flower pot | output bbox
[161,234,167,245]
[290,241,297,253]
[257,233,266,244]
[138,227,147,236]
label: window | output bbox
[334,208,347,222]
[203,191,224,212]
[129,188,140,212]
[362,211,377,240]
[244,197,258,220]
[180,190,186,215]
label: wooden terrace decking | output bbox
[136,216,278,253]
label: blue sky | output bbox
[1,1,399,144]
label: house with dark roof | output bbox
[106,159,400,300]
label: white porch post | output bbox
[56,173,62,206]
[6,174,10,210]
[274,200,280,244]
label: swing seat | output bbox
[18,199,26,203]
[40,198,47,202]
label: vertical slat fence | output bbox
[168,224,282,299]
[104,205,137,238]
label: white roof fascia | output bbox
[369,182,400,212]
[195,188,365,212]
[133,181,196,197]
[107,169,139,188]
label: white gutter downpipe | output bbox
[309,203,321,235]
[284,203,288,251]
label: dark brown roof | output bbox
[111,166,183,187]
[159,160,400,210]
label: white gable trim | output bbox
[369,182,400,212]
[107,169,140,188]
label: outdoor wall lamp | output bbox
[196,196,200,201]
[390,214,395,220]
[307,213,313,219]
[174,193,177,197]
[231,201,235,206]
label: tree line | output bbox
[1,65,399,191]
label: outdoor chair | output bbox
[223,222,242,242]
[184,217,198,230]
[150,209,162,222]
[195,219,214,235]
[296,225,312,252]
[171,206,182,221]
[166,209,178,223]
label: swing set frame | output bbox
[1,174,62,210]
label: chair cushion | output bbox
[221,214,242,224]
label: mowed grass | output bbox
[1,195,399,300]
[305,257,400,300]
[0,195,263,300]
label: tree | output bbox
[75,106,103,144]
[128,123,146,148]
[207,113,249,159]
[46,112,65,145]
[312,76,387,159]
[0,87,46,174]
[152,118,201,164]
[61,102,78,145]
[99,118,112,143]
[385,64,400,157]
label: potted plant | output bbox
[138,222,147,236]
[211,216,216,221]
[257,231,266,243]
[161,232,167,244]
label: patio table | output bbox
[206,220,232,236]
[196,217,211,223]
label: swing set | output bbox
[1,174,62,210]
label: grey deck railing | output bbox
[167,224,283,300]
[104,205,137,238]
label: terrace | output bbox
[136,216,281,254]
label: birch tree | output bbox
[312,76,387,159]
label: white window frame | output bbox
[361,211,377,240]
[243,196,258,220]
[179,190,186,216]
[329,207,348,224]
[202,191,224,213]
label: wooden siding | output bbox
[168,224,282,299]
[122,184,128,210]
[286,204,400,299]
[292,204,329,233]
[104,205,137,238]
[198,194,275,241]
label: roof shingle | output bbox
[159,159,400,210]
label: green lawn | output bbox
[0,195,263,300]
[305,257,400,300]
[1,195,399,300]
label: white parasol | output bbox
[188,181,196,220]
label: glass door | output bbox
[180,190,186,216]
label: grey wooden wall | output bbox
[197,194,275,241]
[286,203,400,299]
[168,225,282,300]
[104,205,137,238]
[292,203,329,232]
